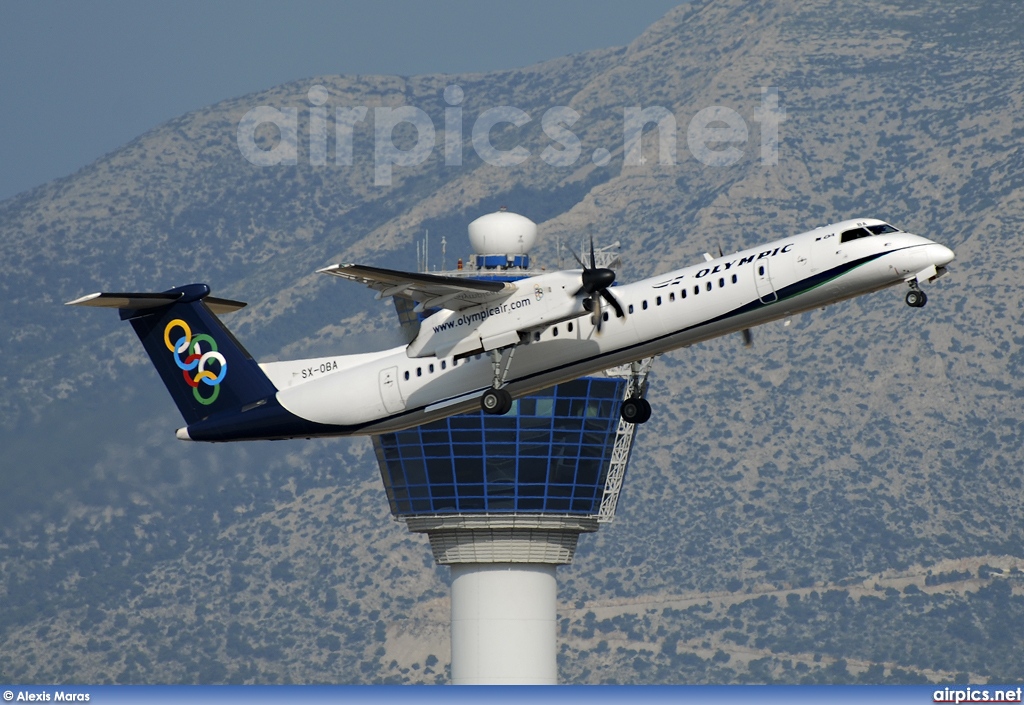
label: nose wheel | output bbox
[905,285,928,308]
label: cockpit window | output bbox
[840,227,871,243]
[866,223,899,235]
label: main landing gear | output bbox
[618,358,654,424]
[620,397,651,424]
[481,347,516,415]
[481,387,512,415]
[905,281,928,308]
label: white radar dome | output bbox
[467,210,538,255]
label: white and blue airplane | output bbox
[68,218,954,442]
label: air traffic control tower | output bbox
[371,210,652,684]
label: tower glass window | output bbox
[373,377,627,516]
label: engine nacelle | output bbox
[407,271,585,358]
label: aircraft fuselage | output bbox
[175,218,952,441]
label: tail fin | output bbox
[68,283,278,425]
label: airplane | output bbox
[67,217,955,442]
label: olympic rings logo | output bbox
[164,319,227,405]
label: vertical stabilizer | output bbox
[68,284,278,425]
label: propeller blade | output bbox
[742,328,753,347]
[572,251,592,297]
[601,287,626,319]
[569,235,622,332]
[570,249,587,270]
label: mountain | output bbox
[2,0,1024,684]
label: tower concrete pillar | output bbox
[449,563,557,685]
[404,514,597,684]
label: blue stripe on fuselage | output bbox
[183,248,904,441]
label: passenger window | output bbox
[706,282,712,292]
[718,278,725,288]
[758,265,765,276]
[731,274,738,284]
[416,367,422,377]
[669,292,675,302]
[534,331,541,342]
[429,363,434,373]
[681,289,687,299]
[404,371,410,381]
[603,311,609,321]
[629,304,635,313]
[693,286,699,296]
[567,321,574,332]
[642,300,648,310]
[656,296,662,306]
[441,360,446,370]
[553,326,559,337]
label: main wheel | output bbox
[637,398,652,424]
[481,387,512,415]
[905,289,927,308]
[621,397,651,424]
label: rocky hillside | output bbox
[2,0,1023,684]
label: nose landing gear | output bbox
[905,282,928,308]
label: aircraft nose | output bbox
[928,243,955,267]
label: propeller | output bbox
[572,237,625,332]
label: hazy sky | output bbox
[0,1,682,202]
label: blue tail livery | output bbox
[68,284,278,426]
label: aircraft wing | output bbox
[318,263,517,311]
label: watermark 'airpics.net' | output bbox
[236,84,784,185]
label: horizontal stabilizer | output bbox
[66,291,246,314]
